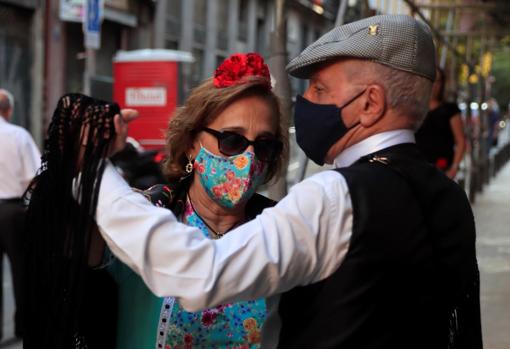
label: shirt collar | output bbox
[333,129,415,168]
[0,115,6,124]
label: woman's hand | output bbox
[448,114,466,180]
[446,165,458,179]
[110,109,139,156]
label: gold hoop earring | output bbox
[185,155,193,174]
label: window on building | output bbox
[167,0,181,16]
[194,0,207,25]
[165,40,179,50]
[191,48,204,87]
[315,30,322,41]
[194,0,207,45]
[301,24,309,50]
[238,0,249,42]
[216,55,227,69]
[217,0,229,51]
[166,0,182,44]
[256,18,266,53]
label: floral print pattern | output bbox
[162,198,266,349]
[194,147,267,209]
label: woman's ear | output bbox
[188,136,200,159]
[359,84,386,128]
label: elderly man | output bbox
[93,15,480,348]
[0,88,40,339]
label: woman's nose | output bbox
[245,144,255,154]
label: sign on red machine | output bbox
[113,49,193,150]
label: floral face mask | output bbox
[194,146,267,209]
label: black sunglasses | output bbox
[201,127,282,162]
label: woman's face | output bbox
[190,95,278,158]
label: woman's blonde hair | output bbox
[163,76,288,183]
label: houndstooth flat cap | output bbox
[286,14,436,81]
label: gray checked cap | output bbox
[286,14,436,81]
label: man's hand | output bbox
[110,109,139,156]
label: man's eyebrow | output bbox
[311,72,328,84]
[309,74,319,82]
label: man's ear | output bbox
[359,84,386,127]
[6,107,13,120]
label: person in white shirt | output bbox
[0,88,41,339]
[60,15,482,349]
[0,89,41,200]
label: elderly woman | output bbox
[111,52,287,349]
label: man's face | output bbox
[0,107,12,120]
[0,91,13,120]
[303,60,366,129]
[5,107,12,120]
[300,59,393,164]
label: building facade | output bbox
[155,0,337,96]
[0,0,44,145]
[45,0,155,132]
[0,0,337,145]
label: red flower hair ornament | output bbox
[214,53,271,89]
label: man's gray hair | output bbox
[0,89,14,114]
[350,62,432,130]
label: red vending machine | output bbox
[113,49,193,151]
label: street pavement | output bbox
[0,258,21,349]
[474,160,510,349]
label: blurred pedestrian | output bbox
[0,88,40,339]
[54,15,483,349]
[415,68,466,179]
[487,98,501,148]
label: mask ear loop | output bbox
[198,141,224,158]
[340,88,367,130]
[339,88,367,109]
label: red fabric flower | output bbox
[436,157,449,170]
[214,53,271,89]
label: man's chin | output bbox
[324,146,343,165]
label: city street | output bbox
[0,0,509,347]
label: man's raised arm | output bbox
[95,158,351,311]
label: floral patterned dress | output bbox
[158,197,266,349]
[111,184,272,349]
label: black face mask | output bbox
[294,89,366,165]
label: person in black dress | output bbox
[416,68,466,179]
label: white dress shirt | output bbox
[0,115,41,199]
[96,129,415,346]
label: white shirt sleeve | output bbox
[18,129,41,190]
[96,162,353,312]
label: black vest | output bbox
[277,143,481,349]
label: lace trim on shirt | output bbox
[155,297,176,349]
